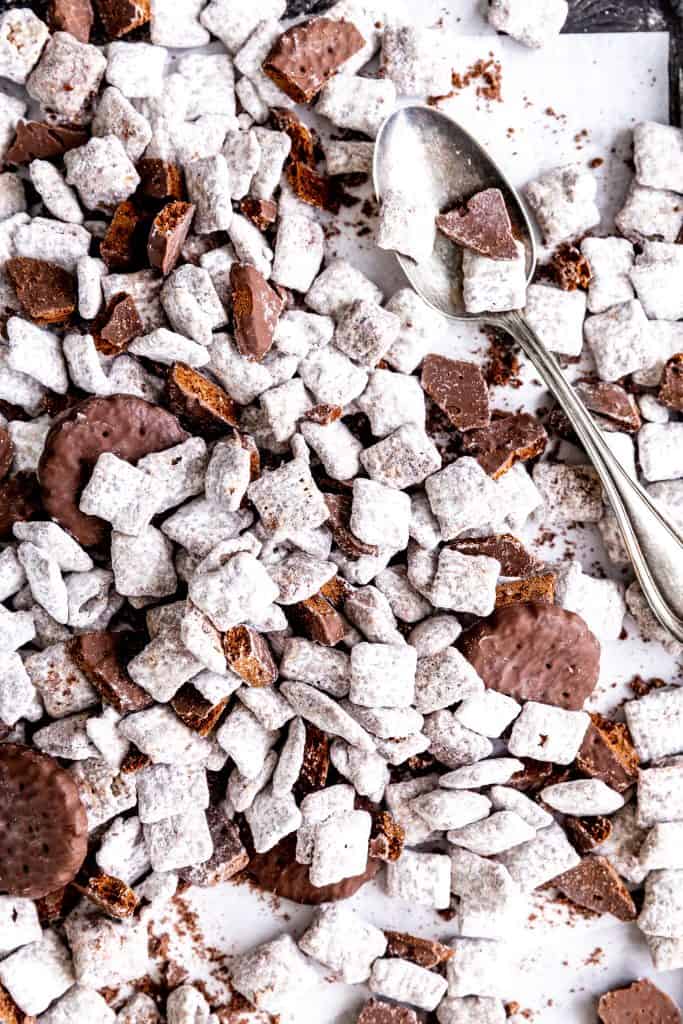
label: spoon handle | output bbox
[500,310,683,643]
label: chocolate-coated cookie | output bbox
[247,834,380,905]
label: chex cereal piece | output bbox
[13,218,90,275]
[111,526,176,598]
[280,680,375,752]
[450,847,524,941]
[299,904,386,984]
[637,760,683,826]
[248,458,329,540]
[639,423,683,481]
[0,9,48,84]
[463,241,527,314]
[6,317,67,393]
[324,138,374,175]
[523,284,585,357]
[269,212,324,293]
[581,236,635,314]
[361,422,439,488]
[446,938,513,999]
[640,822,683,871]
[0,169,24,217]
[260,378,311,443]
[166,985,210,1024]
[426,457,498,541]
[376,189,437,264]
[64,136,139,212]
[496,821,580,891]
[64,901,148,988]
[69,757,137,830]
[271,716,306,796]
[634,120,683,194]
[33,712,97,760]
[66,568,116,628]
[414,648,483,715]
[431,549,500,617]
[185,155,232,235]
[532,462,602,522]
[380,22,453,95]
[177,52,235,117]
[161,498,252,557]
[351,478,410,549]
[0,652,40,727]
[410,789,490,831]
[330,739,389,800]
[0,896,41,957]
[334,299,401,368]
[0,931,74,1016]
[7,416,50,474]
[101,268,164,329]
[317,75,396,137]
[374,566,430,623]
[279,637,350,698]
[306,258,383,317]
[630,242,683,320]
[298,346,369,407]
[18,541,68,624]
[525,165,599,244]
[269,553,336,606]
[625,686,683,762]
[638,869,683,937]
[385,775,441,846]
[615,182,683,243]
[222,128,261,200]
[386,849,451,909]
[178,605,228,677]
[441,759,523,790]
[274,309,334,359]
[86,706,129,770]
[96,816,151,884]
[489,786,553,830]
[230,934,318,1015]
[132,329,209,371]
[300,419,363,481]
[204,438,251,511]
[118,705,212,765]
[216,704,278,779]
[309,807,372,886]
[27,31,106,120]
[144,807,213,871]
[357,369,424,439]
[189,552,278,630]
[553,561,626,643]
[349,641,416,708]
[93,86,152,162]
[137,437,207,513]
[250,127,291,200]
[369,958,447,1013]
[454,691,520,739]
[0,603,35,651]
[227,213,273,278]
[487,0,568,48]
[0,547,26,603]
[229,749,277,812]
[137,763,209,824]
[384,289,445,374]
[508,702,590,764]
[296,784,355,864]
[448,811,535,856]
[161,264,226,346]
[626,581,683,655]
[37,983,115,1023]
[29,160,82,224]
[424,710,494,768]
[106,41,166,98]
[13,521,91,573]
[79,453,158,535]
[645,935,683,972]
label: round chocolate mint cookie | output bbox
[0,744,88,898]
[460,601,601,710]
[247,835,381,905]
[38,394,188,546]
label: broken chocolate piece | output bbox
[659,353,683,412]
[138,158,185,201]
[5,258,75,324]
[575,712,639,793]
[171,683,229,736]
[286,161,340,213]
[598,979,681,1024]
[421,354,490,431]
[5,120,89,165]
[76,873,139,919]
[230,264,283,362]
[93,0,150,38]
[357,1000,418,1024]
[270,107,316,165]
[120,747,151,774]
[550,242,592,292]
[575,381,642,432]
[295,722,329,798]
[0,472,42,540]
[323,492,379,559]
[69,632,153,713]
[461,412,548,478]
[93,293,143,354]
[368,810,405,863]
[263,18,366,104]
[495,573,556,608]
[436,188,518,260]
[223,625,278,687]
[35,885,75,925]
[564,815,612,853]
[238,196,278,232]
[461,602,601,711]
[287,592,346,646]
[48,0,94,42]
[100,201,147,271]
[554,856,636,921]
[0,428,14,482]
[507,758,554,793]
[302,404,343,425]
[450,533,544,577]
[179,806,249,887]
[147,201,195,276]
[319,574,351,609]
[247,834,380,905]
[383,930,454,969]
[166,361,240,438]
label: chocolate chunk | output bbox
[0,472,42,539]
[69,631,153,712]
[270,107,316,165]
[287,592,346,646]
[5,120,89,165]
[436,188,518,260]
[286,161,341,212]
[598,980,681,1024]
[147,201,195,276]
[263,17,366,104]
[554,856,636,921]
[35,885,75,924]
[461,412,548,478]
[550,242,592,292]
[323,492,379,559]
[247,834,380,905]
[179,806,249,887]
[451,533,544,577]
[295,722,329,798]
[138,158,185,201]
[319,574,351,609]
[383,930,454,969]
[6,258,76,324]
[166,361,240,438]
[421,354,490,431]
[659,353,683,411]
[507,758,554,793]
[93,292,143,354]
[238,196,278,232]
[48,0,94,42]
[368,810,405,863]
[76,874,139,919]
[93,0,150,38]
[575,381,642,432]
[575,712,639,793]
[100,201,147,271]
[171,683,229,736]
[302,404,343,425]
[120,747,151,774]
[357,1000,419,1024]
[0,428,14,482]
[223,626,278,687]
[39,394,187,546]
[0,744,88,898]
[495,572,556,608]
[461,602,601,710]
[564,815,612,853]
[230,264,283,363]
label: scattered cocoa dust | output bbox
[629,675,668,697]
[429,54,503,104]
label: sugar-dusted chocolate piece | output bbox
[287,592,346,646]
[263,17,366,104]
[77,873,139,919]
[5,258,75,324]
[238,197,278,232]
[421,354,490,431]
[0,428,14,482]
[383,930,453,969]
[231,264,283,362]
[39,394,187,546]
[496,573,556,608]
[0,472,42,539]
[120,747,151,774]
[575,712,639,793]
[138,158,184,201]
[368,810,405,863]
[324,492,379,559]
[93,292,143,354]
[69,631,153,713]
[223,625,278,688]
[171,682,229,736]
[461,412,548,478]
[550,242,592,292]
[564,815,612,853]
[0,744,88,898]
[598,979,681,1024]
[357,999,419,1024]
[48,0,94,42]
[147,201,195,277]
[436,188,518,260]
[295,722,329,798]
[100,201,147,271]
[248,834,380,905]
[93,0,150,39]
[270,106,316,166]
[166,362,240,438]
[319,574,351,610]
[286,161,340,213]
[179,806,249,887]
[451,533,544,577]
[461,602,601,711]
[554,856,636,921]
[507,758,554,793]
[660,353,683,411]
[575,380,642,432]
[303,404,343,425]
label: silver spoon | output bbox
[374,103,683,643]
